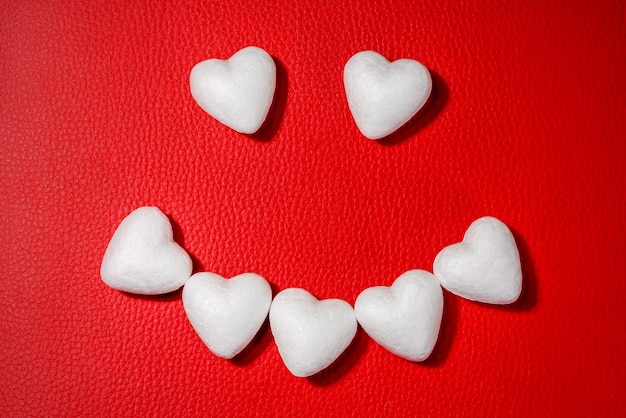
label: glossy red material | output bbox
[1,1,625,416]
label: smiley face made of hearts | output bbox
[101,47,523,378]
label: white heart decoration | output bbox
[269,288,357,377]
[100,206,192,295]
[182,272,272,359]
[355,270,443,362]
[433,216,522,304]
[190,46,276,134]
[343,50,432,140]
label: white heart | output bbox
[433,216,522,304]
[269,288,357,377]
[182,272,272,359]
[100,206,192,295]
[190,46,276,134]
[355,270,443,362]
[343,50,432,140]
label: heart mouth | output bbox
[102,204,522,377]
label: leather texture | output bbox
[2,0,625,416]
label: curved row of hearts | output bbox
[189,46,433,140]
[101,206,522,377]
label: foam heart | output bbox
[100,206,192,295]
[190,46,276,134]
[269,288,357,377]
[343,50,432,140]
[355,269,443,362]
[182,272,272,359]
[433,216,522,304]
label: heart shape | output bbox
[433,216,522,304]
[182,272,272,359]
[355,270,443,362]
[189,46,276,134]
[269,288,357,377]
[100,206,192,295]
[343,50,432,140]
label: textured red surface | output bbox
[2,1,625,416]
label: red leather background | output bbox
[2,1,625,416]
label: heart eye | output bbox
[344,50,432,140]
[190,46,276,134]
